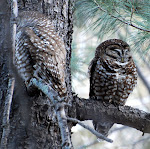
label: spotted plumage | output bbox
[15,11,67,97]
[89,39,137,105]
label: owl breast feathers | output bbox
[15,11,67,97]
[89,39,137,105]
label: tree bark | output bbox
[0,0,150,149]
[0,1,11,147]
[0,0,74,149]
[70,97,150,134]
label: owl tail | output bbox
[93,120,114,137]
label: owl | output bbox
[89,39,137,105]
[15,11,67,97]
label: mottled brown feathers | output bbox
[89,39,137,105]
[15,11,67,97]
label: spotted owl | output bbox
[15,11,67,97]
[89,39,137,105]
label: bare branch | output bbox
[71,97,150,134]
[67,117,113,143]
[56,103,72,148]
[12,0,18,64]
[28,78,60,104]
[130,1,134,23]
[0,78,15,149]
[78,140,99,149]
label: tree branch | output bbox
[70,96,150,135]
[29,78,72,149]
[67,117,113,143]
[0,78,15,149]
[93,0,150,32]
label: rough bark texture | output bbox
[0,0,74,149]
[0,0,150,149]
[0,0,11,143]
[70,97,150,134]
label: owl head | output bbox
[95,39,132,63]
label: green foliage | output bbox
[75,0,150,33]
[72,0,150,74]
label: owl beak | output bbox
[121,57,124,63]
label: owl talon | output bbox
[26,79,40,96]
[103,101,110,107]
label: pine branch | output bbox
[93,0,150,32]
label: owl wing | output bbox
[88,58,99,98]
[15,28,34,84]
[89,58,118,102]
[22,24,67,96]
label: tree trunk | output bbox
[0,0,74,148]
[1,1,150,149]
[0,1,11,148]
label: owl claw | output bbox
[103,101,111,107]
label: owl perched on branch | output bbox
[89,39,137,105]
[15,11,67,97]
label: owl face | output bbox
[103,44,131,64]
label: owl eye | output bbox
[124,49,132,59]
[105,48,120,59]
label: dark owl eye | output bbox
[124,49,131,59]
[105,48,120,59]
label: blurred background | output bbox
[70,0,150,149]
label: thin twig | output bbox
[67,117,113,143]
[29,78,60,104]
[93,0,150,32]
[78,140,99,149]
[56,103,71,148]
[130,0,134,23]
[12,0,18,64]
[0,78,15,149]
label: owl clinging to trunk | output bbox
[15,11,67,97]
